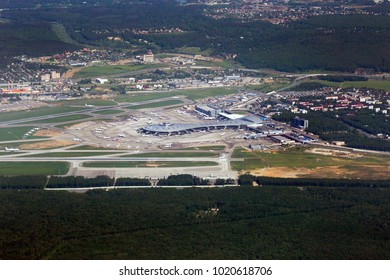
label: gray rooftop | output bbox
[141,120,250,133]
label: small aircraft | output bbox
[5,147,20,152]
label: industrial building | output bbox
[291,117,309,129]
[195,105,222,117]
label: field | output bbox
[114,87,237,103]
[0,107,83,123]
[194,60,236,69]
[120,152,217,158]
[183,145,226,151]
[176,47,213,56]
[303,79,390,91]
[68,145,117,150]
[231,147,390,179]
[73,64,166,79]
[127,99,183,109]
[21,152,121,158]
[53,99,117,107]
[0,127,36,141]
[0,162,69,175]
[25,114,90,124]
[1,187,390,259]
[246,81,292,93]
[82,161,218,168]
[93,110,124,115]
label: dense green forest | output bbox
[0,23,79,67]
[0,187,390,259]
[238,174,390,188]
[2,1,390,72]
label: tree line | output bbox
[0,174,238,189]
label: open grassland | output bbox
[120,151,217,158]
[0,107,83,123]
[56,121,88,129]
[21,152,121,158]
[246,81,292,92]
[0,162,69,175]
[0,127,36,141]
[68,145,118,150]
[1,187,390,259]
[305,79,390,91]
[176,47,213,56]
[53,99,117,107]
[194,60,237,69]
[127,99,183,109]
[183,145,226,151]
[73,64,166,79]
[25,114,90,124]
[93,110,124,115]
[83,161,218,168]
[115,87,237,103]
[231,147,390,180]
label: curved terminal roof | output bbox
[141,120,250,134]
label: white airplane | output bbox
[5,147,20,152]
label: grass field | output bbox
[0,162,69,175]
[246,81,291,92]
[0,127,36,141]
[114,87,237,103]
[121,152,217,158]
[25,114,90,124]
[94,110,124,115]
[51,23,79,45]
[53,99,117,107]
[194,60,236,69]
[305,79,390,91]
[73,64,166,79]
[127,99,183,109]
[231,147,390,179]
[176,47,213,56]
[22,152,120,157]
[83,161,218,168]
[0,107,83,123]
[68,145,117,150]
[56,121,88,129]
[183,145,226,151]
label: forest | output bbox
[2,2,390,72]
[238,174,390,188]
[1,186,390,259]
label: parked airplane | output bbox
[5,147,20,152]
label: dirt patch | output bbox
[62,67,83,79]
[250,167,312,178]
[33,129,61,137]
[145,162,159,167]
[20,140,76,150]
[307,148,363,158]
[247,165,390,180]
